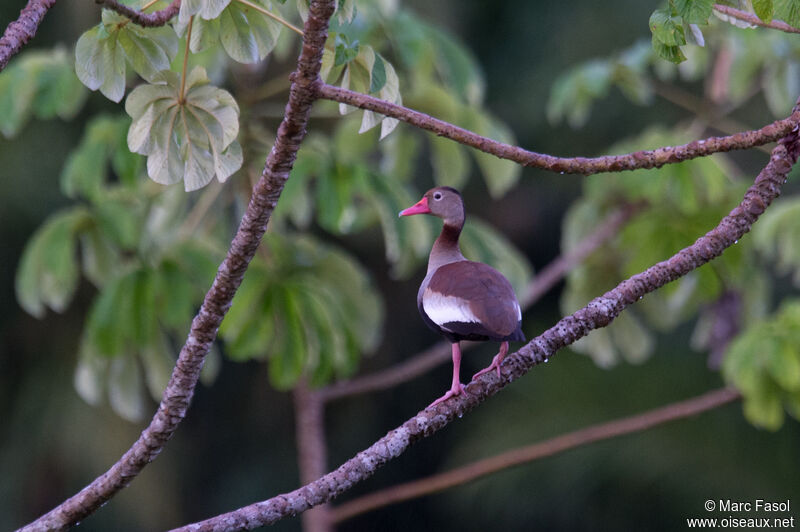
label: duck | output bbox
[399,186,525,406]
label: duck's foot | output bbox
[471,341,509,380]
[429,381,466,407]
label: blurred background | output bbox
[1,0,799,530]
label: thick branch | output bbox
[316,83,800,176]
[318,204,640,402]
[0,0,57,72]
[96,0,180,27]
[331,387,741,522]
[17,1,335,531]
[713,4,800,34]
[172,104,800,532]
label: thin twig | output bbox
[17,1,337,530]
[0,0,57,73]
[96,0,181,27]
[178,15,194,104]
[236,0,304,35]
[316,82,800,176]
[170,107,800,532]
[331,387,741,522]
[713,3,800,34]
[318,203,641,402]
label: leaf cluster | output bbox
[0,48,87,138]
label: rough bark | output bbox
[97,0,181,27]
[317,82,800,176]
[0,0,57,73]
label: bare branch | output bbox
[95,0,181,27]
[316,82,800,176]
[318,203,641,402]
[17,1,336,530]
[293,383,332,532]
[170,107,800,532]
[713,4,800,34]
[0,0,57,73]
[331,387,741,522]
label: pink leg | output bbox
[472,341,509,380]
[430,342,466,407]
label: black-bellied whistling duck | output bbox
[399,186,525,406]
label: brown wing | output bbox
[427,261,521,338]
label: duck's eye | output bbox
[433,192,442,200]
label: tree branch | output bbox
[713,4,800,34]
[95,0,181,27]
[17,1,336,530]
[331,387,741,523]
[170,102,800,532]
[0,0,57,73]
[293,382,332,532]
[316,83,800,176]
[317,203,641,402]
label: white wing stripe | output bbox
[423,290,480,326]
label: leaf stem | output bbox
[141,0,161,10]
[179,15,194,105]
[235,0,304,36]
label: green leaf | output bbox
[723,300,800,430]
[0,48,87,137]
[80,226,120,286]
[61,114,143,199]
[368,53,387,94]
[673,0,713,24]
[125,67,242,190]
[650,8,687,46]
[87,269,137,357]
[651,34,687,64]
[334,33,359,67]
[219,0,283,64]
[179,0,232,22]
[334,0,355,24]
[74,342,109,406]
[219,234,383,387]
[75,11,178,102]
[15,208,90,317]
[775,0,800,27]
[753,0,775,22]
[108,354,147,422]
[339,45,402,138]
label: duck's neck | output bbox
[427,220,466,274]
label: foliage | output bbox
[126,67,242,191]
[0,47,87,138]
[219,234,383,389]
[7,0,532,420]
[723,300,800,430]
[648,0,800,64]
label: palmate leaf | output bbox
[61,114,144,200]
[219,234,384,389]
[723,300,800,430]
[126,66,242,190]
[336,44,402,139]
[16,208,91,318]
[75,11,178,102]
[0,47,87,138]
[176,0,283,64]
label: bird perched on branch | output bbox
[399,186,525,406]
